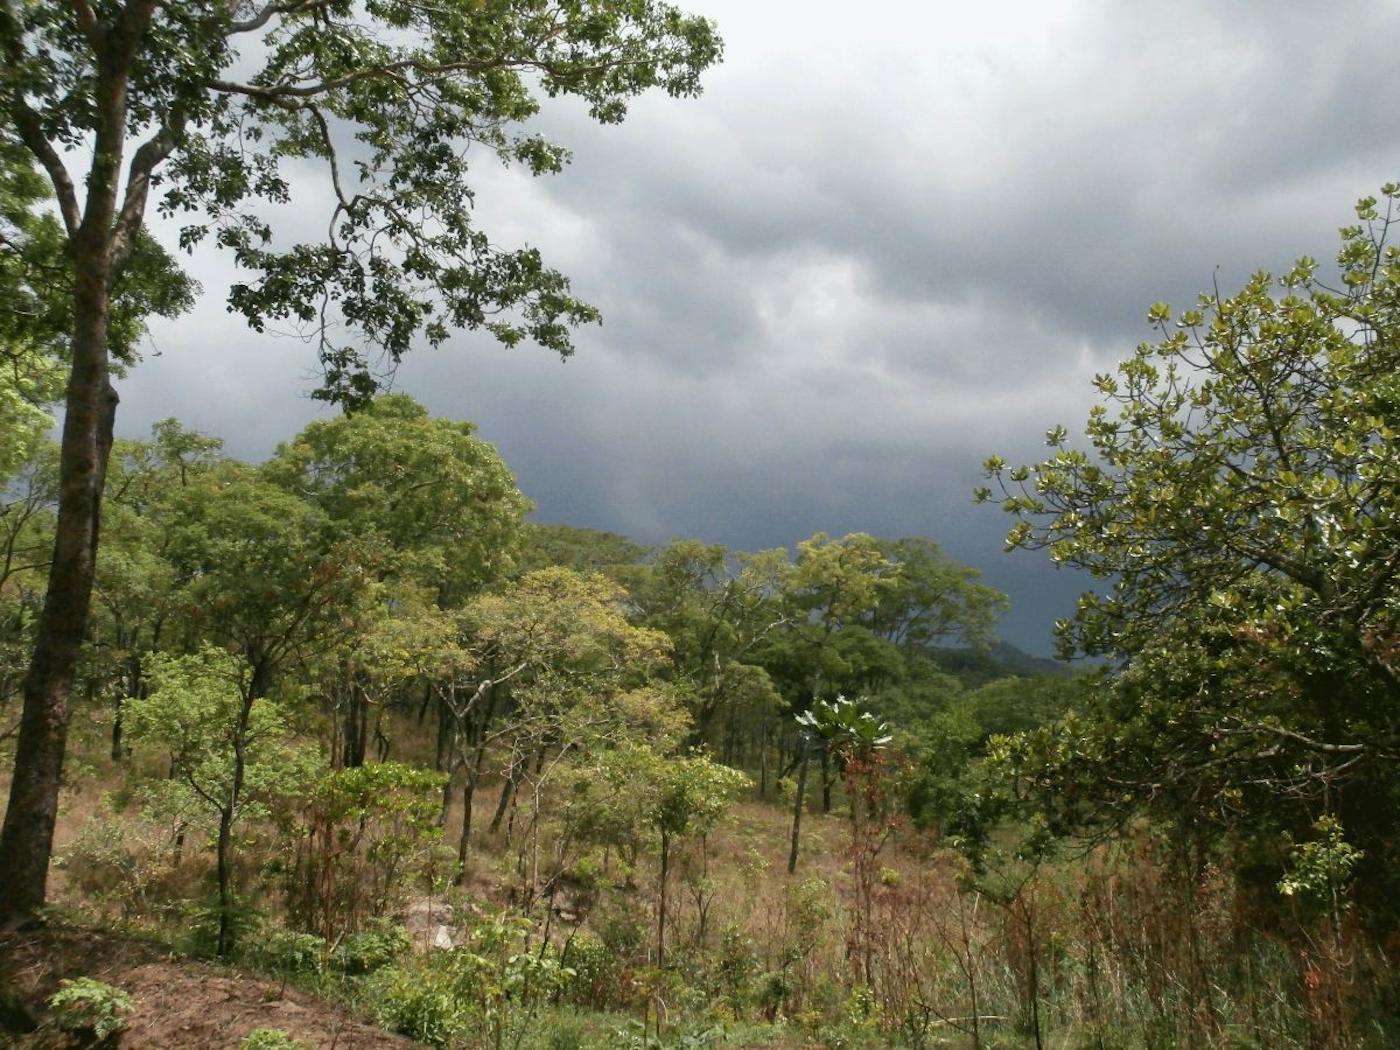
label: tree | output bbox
[125,644,307,955]
[627,539,790,751]
[0,131,192,919]
[514,523,651,578]
[0,143,190,474]
[165,461,374,700]
[444,567,673,875]
[266,394,528,764]
[265,394,528,599]
[793,696,893,976]
[0,0,721,925]
[91,420,224,760]
[867,537,1006,651]
[977,186,1400,915]
[566,743,746,967]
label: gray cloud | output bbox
[123,0,1400,654]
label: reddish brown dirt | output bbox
[0,925,416,1048]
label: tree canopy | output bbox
[979,186,1400,912]
[0,0,723,925]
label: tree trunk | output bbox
[111,655,142,762]
[657,830,670,968]
[490,755,522,835]
[787,735,809,874]
[110,697,125,762]
[0,0,155,930]
[342,682,367,768]
[215,803,236,955]
[759,726,770,798]
[216,689,256,957]
[0,240,119,927]
[456,771,475,878]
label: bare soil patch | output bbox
[0,924,415,1048]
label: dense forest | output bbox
[3,2,1400,1049]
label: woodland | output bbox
[2,2,1400,1049]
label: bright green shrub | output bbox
[334,920,412,975]
[47,977,134,1044]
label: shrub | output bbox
[182,892,263,957]
[334,920,412,975]
[47,978,134,1045]
[245,925,326,976]
[369,959,471,1048]
[560,934,619,1008]
[238,1030,313,1050]
[57,814,176,921]
[275,762,448,943]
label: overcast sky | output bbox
[121,0,1400,655]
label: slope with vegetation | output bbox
[2,5,1400,1048]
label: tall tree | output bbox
[0,0,721,924]
[265,393,528,599]
[628,540,790,748]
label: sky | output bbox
[121,0,1400,656]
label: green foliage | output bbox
[277,762,447,942]
[371,959,473,1048]
[125,646,306,831]
[181,892,266,959]
[334,921,413,976]
[370,912,576,1049]
[1,0,722,404]
[245,926,327,978]
[162,465,374,691]
[0,146,191,470]
[265,395,528,594]
[46,978,134,1044]
[562,745,747,861]
[610,1019,725,1049]
[651,754,751,844]
[795,695,892,760]
[516,523,651,577]
[1279,816,1365,912]
[238,1031,312,1050]
[980,185,1400,909]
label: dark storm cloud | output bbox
[124,0,1400,653]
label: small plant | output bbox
[334,920,412,975]
[370,959,471,1048]
[245,925,326,976]
[47,978,134,1045]
[238,1030,313,1050]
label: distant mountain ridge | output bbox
[929,640,1074,685]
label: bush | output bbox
[275,762,448,943]
[561,934,619,1008]
[47,977,134,1045]
[238,1030,313,1050]
[369,959,471,1048]
[334,920,412,975]
[57,814,176,920]
[182,893,262,957]
[246,925,327,976]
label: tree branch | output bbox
[110,109,187,277]
[0,0,82,233]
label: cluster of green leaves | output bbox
[978,185,1400,914]
[3,0,721,404]
[370,913,576,1049]
[46,977,135,1043]
[275,761,448,942]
